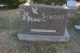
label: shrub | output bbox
[32,0,66,5]
[8,0,20,8]
[0,0,27,8]
[0,0,66,8]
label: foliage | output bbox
[0,0,27,8]
[0,0,66,8]
[32,0,66,5]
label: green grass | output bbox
[0,9,72,53]
[0,11,22,31]
[67,10,80,32]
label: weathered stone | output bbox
[18,4,70,42]
[67,0,77,9]
[75,25,80,30]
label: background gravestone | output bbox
[18,4,70,42]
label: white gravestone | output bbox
[67,0,77,9]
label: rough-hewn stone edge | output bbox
[18,28,70,42]
[19,3,69,10]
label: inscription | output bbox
[20,7,65,23]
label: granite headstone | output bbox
[18,4,70,42]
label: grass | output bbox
[66,10,80,53]
[68,12,80,32]
[0,9,72,53]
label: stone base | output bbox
[18,28,70,42]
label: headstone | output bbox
[67,0,77,9]
[18,4,70,42]
[75,25,80,30]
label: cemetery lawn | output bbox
[0,8,80,53]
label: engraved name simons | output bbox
[20,8,65,23]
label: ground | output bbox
[0,8,80,53]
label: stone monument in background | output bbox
[18,2,70,42]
